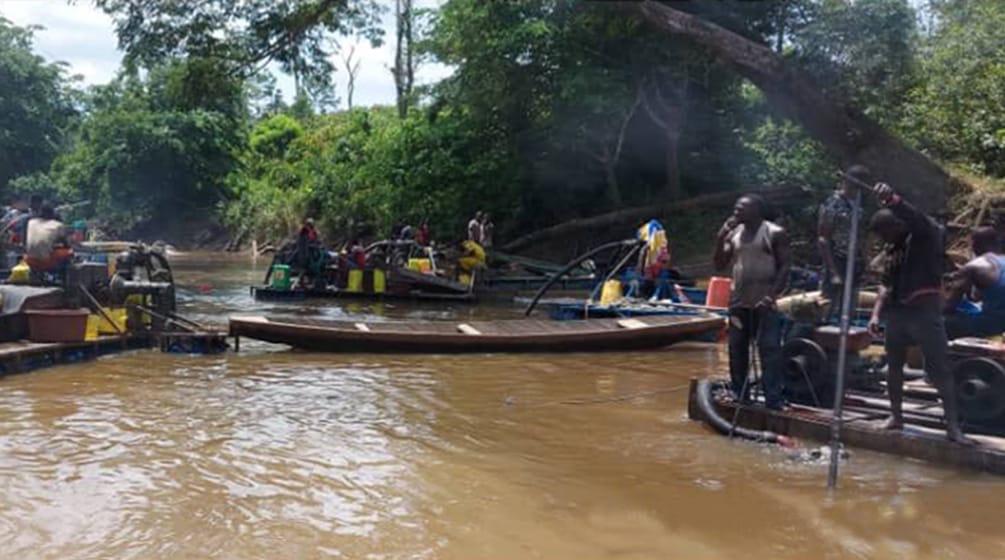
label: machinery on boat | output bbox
[780,326,1005,432]
[255,238,480,301]
[1,243,225,354]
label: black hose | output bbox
[695,378,780,443]
[524,238,642,316]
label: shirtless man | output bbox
[944,226,1005,339]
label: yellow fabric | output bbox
[459,241,486,271]
[636,221,671,279]
[9,261,30,284]
[599,280,623,305]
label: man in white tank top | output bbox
[713,194,791,409]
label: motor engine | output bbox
[782,325,883,407]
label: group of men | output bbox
[2,194,74,275]
[466,211,494,249]
[716,164,987,443]
[391,219,431,247]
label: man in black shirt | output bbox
[867,183,970,444]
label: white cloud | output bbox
[1,0,121,83]
[0,0,453,107]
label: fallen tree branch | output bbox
[619,0,955,211]
[502,185,807,253]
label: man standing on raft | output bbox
[867,181,971,444]
[714,194,791,410]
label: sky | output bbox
[0,0,453,108]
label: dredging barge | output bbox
[689,335,1005,476]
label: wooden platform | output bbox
[687,378,1005,476]
[0,335,155,376]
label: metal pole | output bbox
[827,188,862,490]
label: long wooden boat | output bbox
[250,285,475,302]
[229,314,725,353]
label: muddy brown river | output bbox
[1,253,1004,559]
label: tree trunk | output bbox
[628,0,951,211]
[502,185,807,253]
[638,71,687,201]
[393,0,415,119]
[603,158,622,207]
[665,129,681,199]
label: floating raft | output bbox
[0,335,154,376]
[687,378,1005,476]
[230,314,725,354]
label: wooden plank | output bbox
[354,323,370,332]
[457,323,482,335]
[688,377,1005,476]
[617,318,648,330]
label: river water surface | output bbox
[1,253,1004,559]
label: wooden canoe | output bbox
[228,314,725,353]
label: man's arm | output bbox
[712,220,735,272]
[873,183,938,238]
[943,263,976,313]
[869,285,888,336]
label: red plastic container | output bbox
[24,309,90,343]
[706,276,733,308]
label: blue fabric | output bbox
[981,254,1005,315]
[955,299,981,315]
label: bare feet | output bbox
[947,429,978,446]
[880,416,904,431]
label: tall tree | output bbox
[92,0,385,100]
[902,0,1005,176]
[52,58,246,232]
[336,40,362,110]
[0,17,77,191]
[392,0,416,118]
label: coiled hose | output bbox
[695,378,787,444]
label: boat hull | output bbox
[229,314,724,354]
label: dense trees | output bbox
[0,17,77,194]
[0,0,1002,248]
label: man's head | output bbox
[869,208,907,243]
[733,194,766,226]
[842,164,872,197]
[304,217,314,227]
[39,204,56,220]
[29,194,43,212]
[971,226,1001,256]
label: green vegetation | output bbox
[1,1,1003,249]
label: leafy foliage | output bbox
[50,59,246,232]
[901,0,1005,176]
[3,0,1004,250]
[0,17,78,192]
